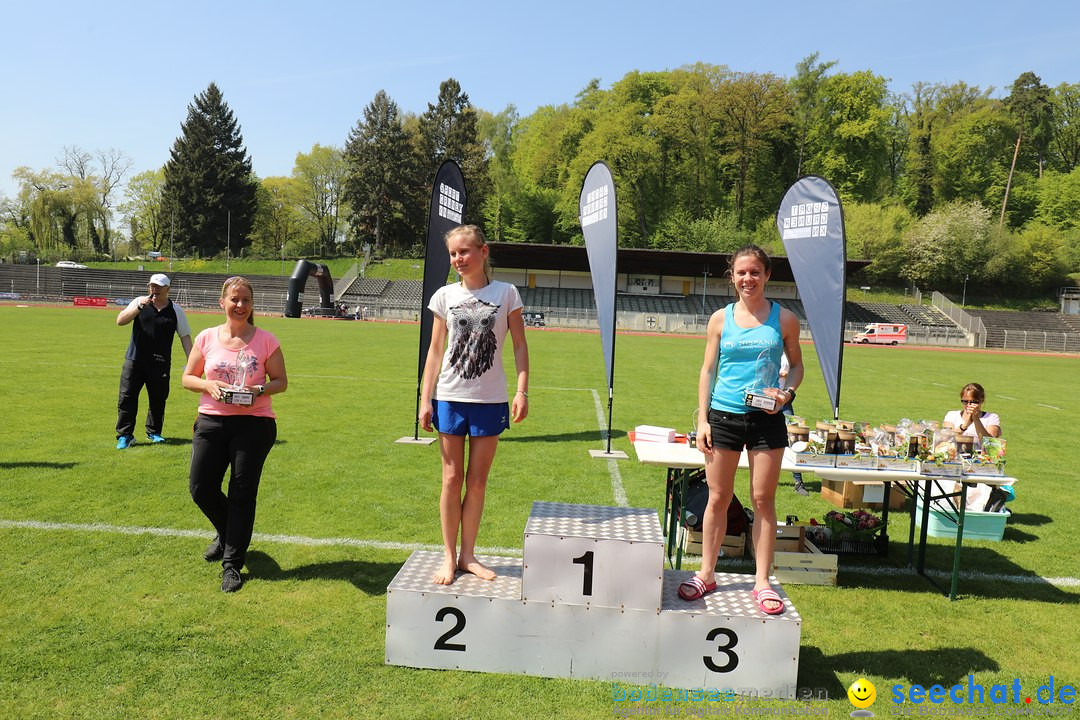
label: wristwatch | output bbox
[786,388,797,403]
[257,385,265,396]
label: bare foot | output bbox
[433,556,457,585]
[458,554,496,581]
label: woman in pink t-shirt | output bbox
[182,277,288,593]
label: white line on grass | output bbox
[0,519,523,557]
[6,518,1076,588]
[292,374,407,383]
[999,395,1017,401]
[591,389,629,507]
[1037,403,1062,410]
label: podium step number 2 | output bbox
[385,502,801,690]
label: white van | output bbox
[853,322,907,345]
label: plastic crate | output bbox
[915,498,1007,542]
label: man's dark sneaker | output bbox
[204,535,224,562]
[793,479,809,497]
[221,567,243,593]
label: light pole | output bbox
[226,210,231,274]
[701,268,709,315]
[962,274,969,308]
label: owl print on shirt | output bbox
[447,298,499,380]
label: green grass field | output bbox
[1,305,1077,719]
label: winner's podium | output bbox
[386,502,802,690]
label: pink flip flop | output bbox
[752,587,785,615]
[678,576,717,601]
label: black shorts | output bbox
[707,408,788,451]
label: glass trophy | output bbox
[221,349,255,406]
[743,349,779,411]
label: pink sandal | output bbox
[752,587,785,615]
[678,576,717,601]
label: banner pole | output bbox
[413,380,422,441]
[606,389,614,454]
[396,160,464,446]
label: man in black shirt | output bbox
[115,273,193,448]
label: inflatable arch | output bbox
[283,259,334,317]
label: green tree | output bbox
[804,70,892,202]
[59,146,132,255]
[121,168,166,253]
[789,53,836,177]
[508,102,585,244]
[1034,167,1080,230]
[292,144,346,256]
[899,83,939,216]
[418,78,489,227]
[162,82,258,257]
[932,94,1012,209]
[652,63,729,219]
[250,176,308,259]
[1000,72,1053,224]
[901,200,993,289]
[843,201,913,284]
[716,71,793,226]
[343,90,418,254]
[12,166,97,256]
[1051,82,1080,172]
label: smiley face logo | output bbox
[848,678,877,709]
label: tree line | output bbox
[3,57,1079,297]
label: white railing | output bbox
[333,263,359,302]
[931,291,985,347]
[1000,330,1080,353]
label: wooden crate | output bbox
[678,526,746,557]
[820,479,905,510]
[749,526,838,586]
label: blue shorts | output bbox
[433,400,510,437]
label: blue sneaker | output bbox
[116,435,135,449]
[147,433,166,444]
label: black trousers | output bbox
[189,414,278,570]
[116,358,171,438]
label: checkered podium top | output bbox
[524,501,664,543]
[387,551,523,600]
[662,571,803,623]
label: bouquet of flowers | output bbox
[822,509,883,541]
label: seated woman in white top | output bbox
[943,382,1002,444]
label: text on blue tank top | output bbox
[710,302,783,414]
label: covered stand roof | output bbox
[487,243,870,282]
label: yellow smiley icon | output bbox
[847,678,877,709]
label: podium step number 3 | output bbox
[385,502,801,690]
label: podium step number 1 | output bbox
[385,502,801,690]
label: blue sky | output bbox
[3,0,1079,200]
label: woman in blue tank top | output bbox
[678,245,804,615]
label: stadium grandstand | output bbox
[3,246,1077,352]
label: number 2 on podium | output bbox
[433,607,466,652]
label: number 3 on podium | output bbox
[703,627,738,673]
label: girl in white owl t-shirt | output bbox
[419,225,530,585]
